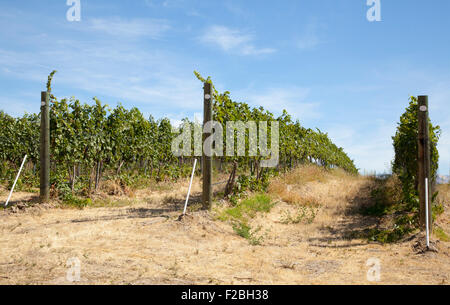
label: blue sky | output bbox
[0,0,449,175]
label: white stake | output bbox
[5,155,27,207]
[183,158,197,215]
[425,178,430,248]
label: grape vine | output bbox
[0,71,357,202]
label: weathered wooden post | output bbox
[417,95,432,233]
[202,82,213,210]
[40,91,50,203]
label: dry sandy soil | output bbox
[0,170,449,285]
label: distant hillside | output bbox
[437,175,450,184]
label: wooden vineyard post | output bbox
[417,95,432,233]
[40,91,50,203]
[202,82,213,210]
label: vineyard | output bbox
[1,0,450,290]
[0,72,448,286]
[0,71,357,205]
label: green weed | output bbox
[434,226,449,242]
[232,222,264,246]
[280,206,319,224]
[217,193,274,245]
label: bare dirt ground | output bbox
[0,172,449,285]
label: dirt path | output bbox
[0,178,449,285]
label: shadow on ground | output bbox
[308,180,381,248]
[0,195,40,210]
[70,193,204,224]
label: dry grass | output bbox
[100,179,133,197]
[277,164,331,185]
[0,169,449,285]
[382,175,403,205]
[268,164,360,207]
[435,184,450,242]
[263,165,375,245]
[437,184,450,205]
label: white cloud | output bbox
[88,18,171,39]
[233,87,320,122]
[186,10,202,17]
[296,20,325,50]
[167,112,203,128]
[202,26,250,50]
[0,38,203,118]
[297,33,320,50]
[327,120,396,174]
[200,25,276,56]
[144,0,183,8]
[223,1,246,17]
[0,97,39,117]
